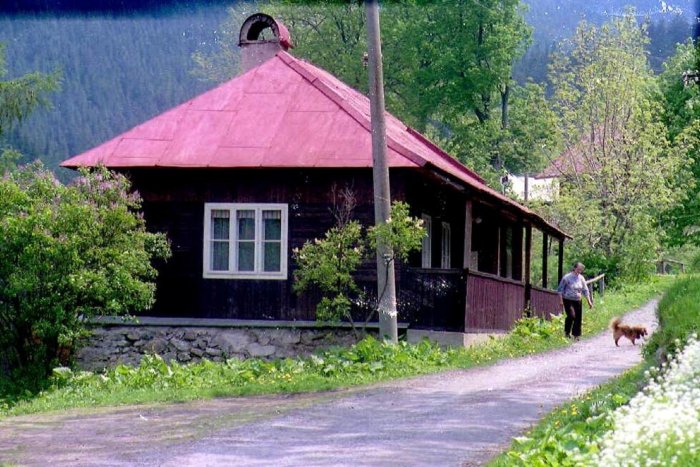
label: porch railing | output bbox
[465,270,525,331]
[397,268,466,332]
[529,286,562,319]
[334,267,563,333]
[349,268,466,332]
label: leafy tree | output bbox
[192,0,532,182]
[368,201,424,263]
[495,82,560,175]
[657,40,700,140]
[541,11,686,281]
[657,41,700,247]
[0,163,171,382]
[0,42,59,138]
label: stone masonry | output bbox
[76,324,369,372]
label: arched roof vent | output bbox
[239,13,293,72]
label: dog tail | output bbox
[610,317,622,331]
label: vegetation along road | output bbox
[0,299,657,466]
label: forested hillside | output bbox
[515,0,695,81]
[0,3,228,177]
[0,0,695,177]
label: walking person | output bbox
[557,262,593,340]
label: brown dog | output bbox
[610,317,648,346]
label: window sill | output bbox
[203,271,287,280]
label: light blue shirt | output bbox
[557,272,589,301]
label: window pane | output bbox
[211,210,230,240]
[421,215,432,269]
[263,210,282,240]
[211,241,229,271]
[441,223,451,269]
[264,242,281,272]
[238,242,255,271]
[237,210,255,240]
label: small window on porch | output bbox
[421,214,432,268]
[441,222,451,269]
[501,226,513,279]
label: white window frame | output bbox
[441,221,451,269]
[421,214,432,269]
[203,203,288,280]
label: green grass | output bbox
[644,274,700,359]
[488,364,651,466]
[0,276,672,418]
[580,274,673,337]
[491,274,698,466]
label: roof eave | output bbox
[423,164,570,239]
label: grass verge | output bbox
[489,364,651,466]
[491,274,699,466]
[0,275,672,418]
[644,274,700,358]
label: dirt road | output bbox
[0,300,657,466]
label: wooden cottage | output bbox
[62,14,567,335]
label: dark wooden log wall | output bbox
[124,166,561,329]
[126,167,469,321]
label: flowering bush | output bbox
[0,163,170,383]
[293,221,365,323]
[580,335,700,466]
[367,201,425,263]
[293,201,425,326]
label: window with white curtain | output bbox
[441,222,451,269]
[203,203,288,279]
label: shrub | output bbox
[293,201,424,326]
[0,163,170,385]
[293,220,365,323]
[511,314,564,340]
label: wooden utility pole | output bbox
[365,0,398,343]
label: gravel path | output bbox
[0,300,658,467]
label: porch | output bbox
[397,267,563,333]
[398,170,569,333]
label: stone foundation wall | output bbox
[77,324,370,372]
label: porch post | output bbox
[463,200,473,269]
[463,200,473,332]
[542,232,548,289]
[496,225,502,276]
[524,224,532,304]
[557,238,564,285]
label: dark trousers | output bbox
[563,299,583,337]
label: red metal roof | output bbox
[536,131,605,179]
[61,51,565,237]
[61,51,481,177]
